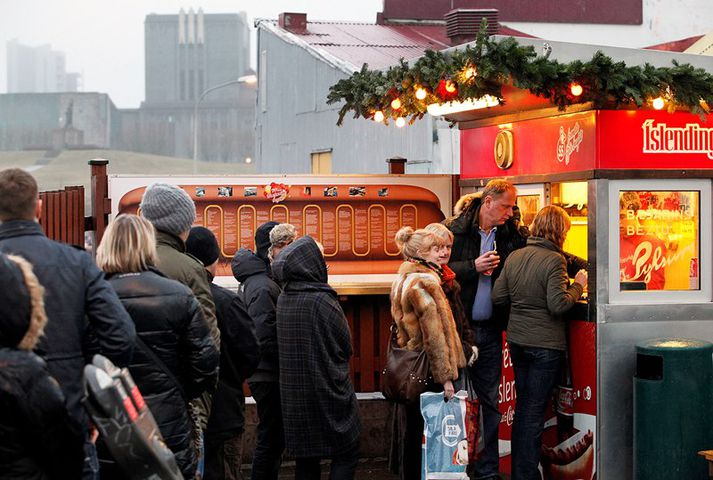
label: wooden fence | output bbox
[39,186,85,247]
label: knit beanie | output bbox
[186,226,221,267]
[140,183,196,235]
[0,255,31,348]
[255,221,279,262]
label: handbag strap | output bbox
[135,335,187,401]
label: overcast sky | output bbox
[0,0,382,108]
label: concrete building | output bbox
[117,8,255,163]
[6,40,81,93]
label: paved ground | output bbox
[240,458,398,479]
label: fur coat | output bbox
[390,261,466,384]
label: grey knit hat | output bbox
[140,183,196,235]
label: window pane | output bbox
[619,191,700,291]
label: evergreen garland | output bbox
[326,24,713,126]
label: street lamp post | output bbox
[192,74,257,173]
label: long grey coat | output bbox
[273,236,361,458]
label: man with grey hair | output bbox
[268,223,297,262]
[140,182,220,474]
[445,179,524,480]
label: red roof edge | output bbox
[644,35,704,52]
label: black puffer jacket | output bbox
[0,350,85,479]
[232,248,281,382]
[206,278,260,442]
[107,268,219,479]
[0,220,135,429]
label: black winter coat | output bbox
[232,249,281,382]
[272,236,361,458]
[205,278,260,442]
[107,269,219,479]
[0,349,84,479]
[0,220,135,429]
[445,198,526,327]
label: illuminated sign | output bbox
[642,119,713,159]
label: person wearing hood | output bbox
[492,206,587,479]
[96,215,219,479]
[0,253,85,479]
[186,226,260,480]
[231,221,288,480]
[272,236,361,480]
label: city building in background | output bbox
[118,8,255,163]
[6,40,82,93]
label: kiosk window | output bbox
[552,181,588,261]
[619,190,700,292]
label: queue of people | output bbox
[0,167,586,480]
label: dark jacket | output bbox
[273,236,361,458]
[445,196,527,327]
[107,268,219,479]
[0,350,85,479]
[0,220,135,429]
[232,248,281,382]
[492,237,584,351]
[205,278,260,442]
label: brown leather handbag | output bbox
[381,324,433,404]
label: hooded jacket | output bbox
[444,194,527,327]
[107,268,219,478]
[492,237,584,351]
[390,261,467,384]
[0,253,85,479]
[272,236,361,458]
[232,248,281,382]
[0,220,135,429]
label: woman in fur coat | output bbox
[388,226,467,480]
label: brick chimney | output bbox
[445,9,499,45]
[278,12,307,34]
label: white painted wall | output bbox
[506,0,713,48]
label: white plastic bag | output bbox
[420,391,470,480]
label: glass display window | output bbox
[552,181,588,262]
[608,180,712,304]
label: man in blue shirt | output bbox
[446,179,525,480]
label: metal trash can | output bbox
[634,338,713,480]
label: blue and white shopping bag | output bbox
[420,391,470,480]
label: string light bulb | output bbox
[390,98,402,110]
[464,66,477,79]
[570,83,583,97]
[415,87,427,100]
[373,110,385,122]
[445,81,457,94]
[395,117,406,128]
[652,97,665,110]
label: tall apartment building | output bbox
[119,8,254,163]
[6,40,81,93]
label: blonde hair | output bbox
[424,223,453,244]
[481,179,516,201]
[530,205,571,247]
[6,255,47,351]
[97,214,158,274]
[395,226,442,259]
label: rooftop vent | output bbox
[445,9,498,45]
[278,12,307,34]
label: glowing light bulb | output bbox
[415,88,427,100]
[464,66,477,79]
[570,83,583,97]
[373,111,385,122]
[652,97,665,110]
[395,117,406,128]
[390,98,402,110]
[445,81,457,93]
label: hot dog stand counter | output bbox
[451,105,713,479]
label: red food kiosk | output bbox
[449,102,713,479]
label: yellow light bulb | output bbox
[570,83,583,97]
[415,88,427,100]
[373,111,385,122]
[445,81,457,93]
[395,117,406,128]
[652,97,665,110]
[391,98,402,110]
[464,66,477,79]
